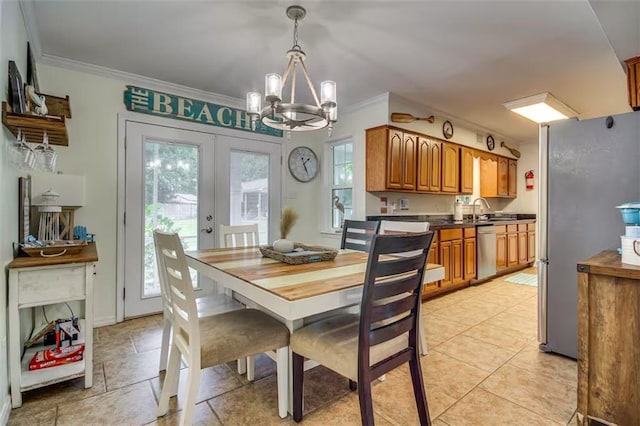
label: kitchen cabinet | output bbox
[480,153,517,199]
[460,147,474,194]
[496,225,507,271]
[7,244,98,407]
[417,136,441,192]
[527,223,536,263]
[463,227,476,280]
[366,126,417,191]
[576,251,640,425]
[439,228,464,288]
[508,159,518,197]
[423,233,440,296]
[507,224,519,267]
[441,143,459,193]
[624,56,640,111]
[518,224,528,264]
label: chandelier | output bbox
[246,5,337,135]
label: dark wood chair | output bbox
[291,232,435,425]
[340,219,381,252]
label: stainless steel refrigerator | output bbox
[538,111,640,359]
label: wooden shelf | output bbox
[2,101,69,147]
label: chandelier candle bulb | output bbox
[265,74,282,101]
[321,81,337,107]
[246,92,261,114]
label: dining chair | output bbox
[379,220,430,355]
[154,230,290,425]
[155,233,245,375]
[291,232,435,425]
[340,219,381,252]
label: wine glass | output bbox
[8,130,36,170]
[33,131,57,172]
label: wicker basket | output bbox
[259,243,338,265]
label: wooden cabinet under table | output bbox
[576,251,640,425]
[7,243,98,408]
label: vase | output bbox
[272,239,294,253]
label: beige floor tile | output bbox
[104,348,161,391]
[207,375,293,425]
[300,365,352,412]
[227,353,277,384]
[93,332,137,364]
[149,364,243,410]
[56,381,159,426]
[484,311,538,338]
[18,363,106,409]
[504,297,538,321]
[424,295,459,313]
[430,299,507,327]
[508,344,577,388]
[420,351,489,399]
[132,327,164,353]
[431,419,451,426]
[480,290,533,307]
[422,313,472,347]
[152,401,222,426]
[489,283,537,298]
[462,322,533,352]
[371,367,457,422]
[302,393,393,426]
[479,363,576,423]
[439,388,563,426]
[8,406,57,426]
[434,335,516,372]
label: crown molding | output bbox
[342,92,389,115]
[39,54,245,108]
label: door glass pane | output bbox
[144,141,198,298]
[229,150,269,244]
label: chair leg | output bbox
[158,344,181,417]
[180,362,201,426]
[247,356,255,381]
[275,347,288,419]
[292,352,305,422]
[349,380,357,391]
[357,380,375,426]
[408,353,431,426]
[418,305,428,356]
[159,316,172,371]
[237,357,247,375]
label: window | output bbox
[330,139,353,230]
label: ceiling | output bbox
[27,1,639,143]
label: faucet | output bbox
[472,198,491,222]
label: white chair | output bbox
[155,231,289,425]
[218,223,259,378]
[379,220,430,356]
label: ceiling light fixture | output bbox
[503,92,578,124]
[246,5,337,137]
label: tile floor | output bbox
[8,268,578,425]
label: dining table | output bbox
[185,245,445,412]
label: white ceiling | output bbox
[28,0,638,142]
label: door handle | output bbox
[200,227,213,234]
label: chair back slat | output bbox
[370,293,416,325]
[369,315,414,347]
[219,223,260,248]
[154,230,200,355]
[372,274,420,300]
[358,232,434,371]
[340,220,380,252]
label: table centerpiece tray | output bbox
[259,243,338,265]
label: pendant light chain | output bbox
[292,16,300,49]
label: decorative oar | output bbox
[390,112,435,124]
[500,141,521,158]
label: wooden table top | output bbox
[186,246,443,302]
[8,242,98,269]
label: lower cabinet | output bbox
[423,233,440,296]
[439,228,465,289]
[518,225,528,265]
[463,228,476,280]
[496,226,507,271]
[497,222,536,271]
[527,224,536,263]
[506,225,519,267]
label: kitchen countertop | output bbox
[366,214,536,230]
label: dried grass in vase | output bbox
[280,207,299,239]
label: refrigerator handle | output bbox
[537,123,549,346]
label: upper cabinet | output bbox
[417,136,441,192]
[459,147,474,194]
[367,126,417,191]
[441,142,459,193]
[480,151,517,198]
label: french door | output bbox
[123,122,281,318]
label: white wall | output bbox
[1,0,29,419]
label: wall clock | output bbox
[288,146,319,182]
[486,135,495,151]
[442,120,454,139]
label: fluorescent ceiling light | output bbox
[503,92,578,124]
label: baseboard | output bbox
[93,316,117,328]
[0,393,12,426]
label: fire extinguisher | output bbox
[525,170,534,190]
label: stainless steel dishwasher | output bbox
[476,225,496,281]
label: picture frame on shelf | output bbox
[26,42,40,93]
[8,60,27,114]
